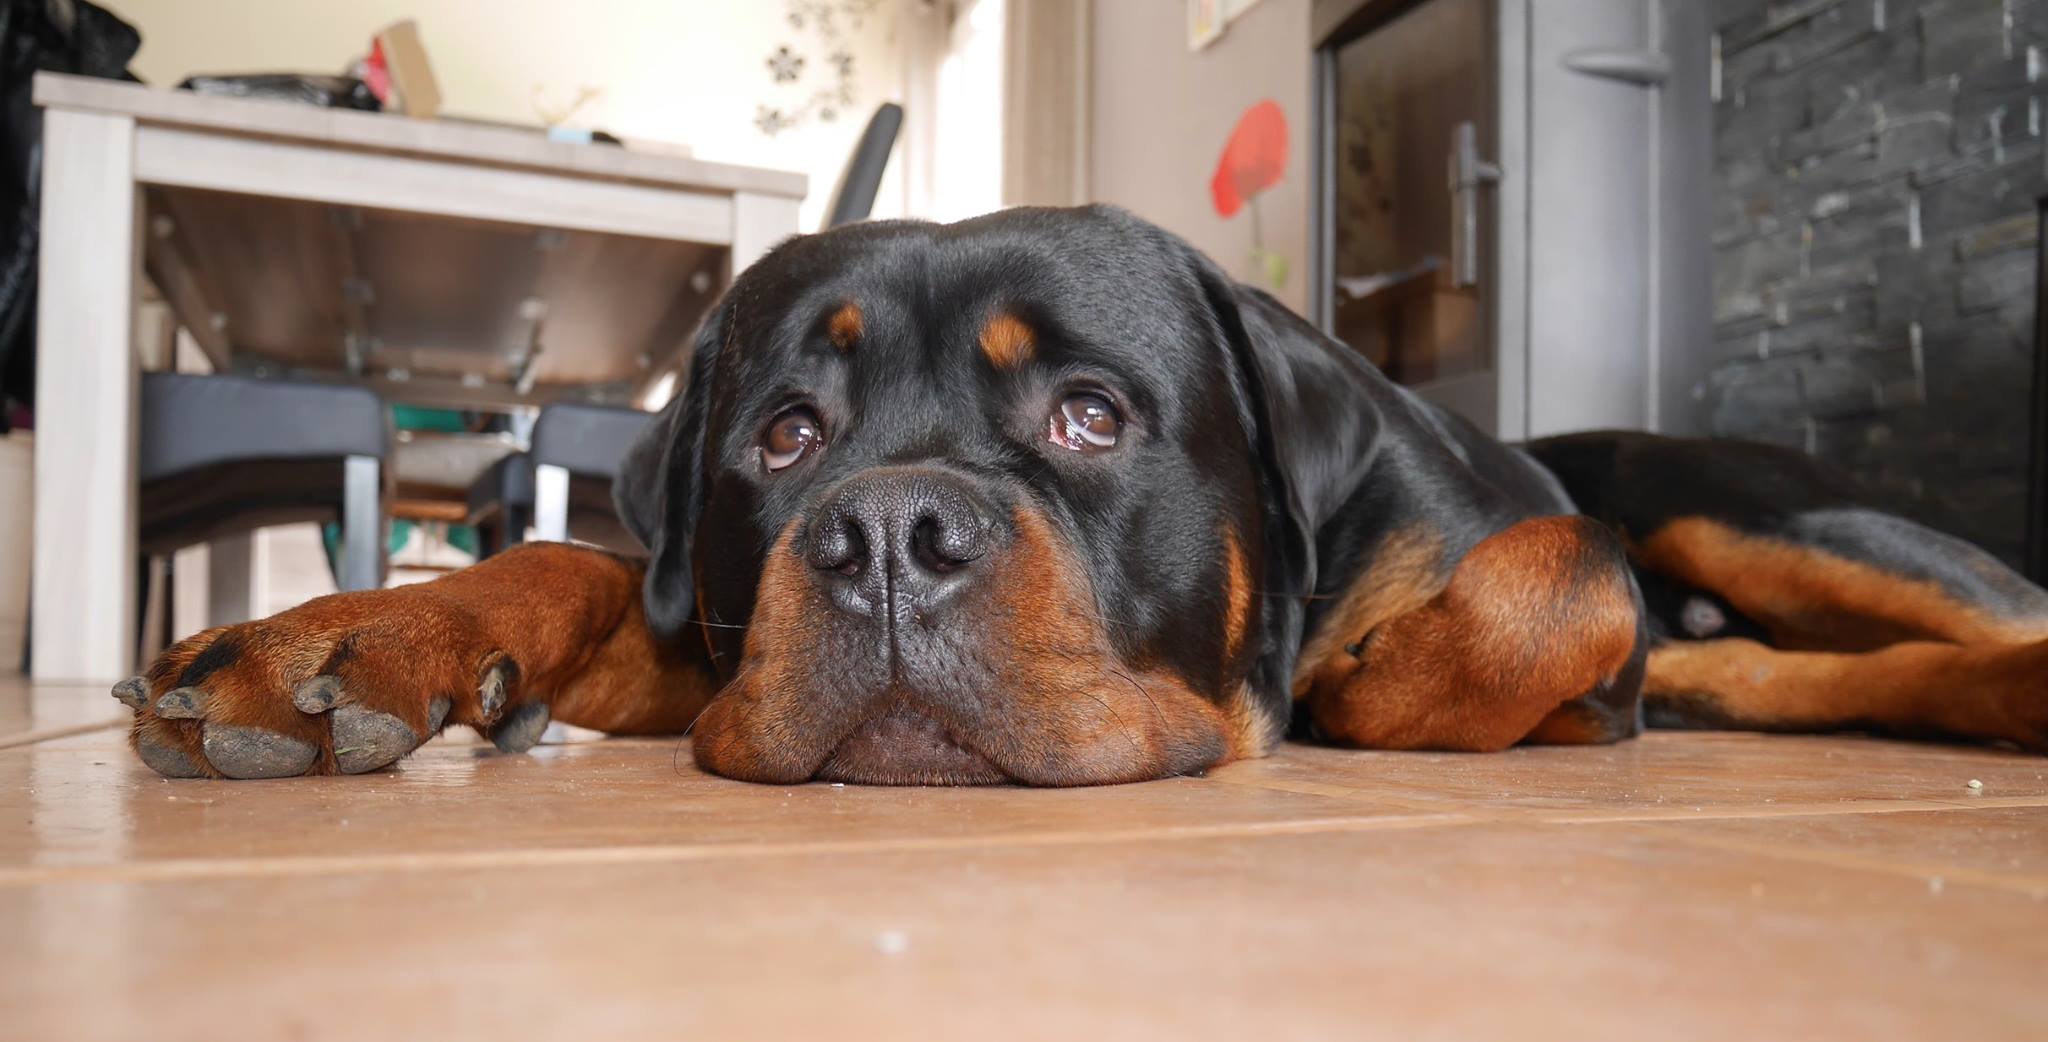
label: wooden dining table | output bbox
[29,72,807,682]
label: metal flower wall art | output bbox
[757,0,883,136]
[1211,99,1290,291]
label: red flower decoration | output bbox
[1211,99,1288,217]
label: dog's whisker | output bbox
[1082,686,1145,758]
[1074,610,1139,629]
[679,684,730,739]
[1256,589,1338,601]
[1109,667,1167,728]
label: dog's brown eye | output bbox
[1050,393,1121,452]
[762,407,822,471]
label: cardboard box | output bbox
[374,19,442,119]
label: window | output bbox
[927,0,1006,222]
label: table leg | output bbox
[533,462,570,543]
[731,190,803,277]
[31,109,140,682]
[340,455,383,591]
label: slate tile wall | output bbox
[1707,0,2043,563]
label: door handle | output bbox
[1448,120,1501,289]
[1562,47,1670,86]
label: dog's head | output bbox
[616,206,1380,785]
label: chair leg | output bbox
[534,463,571,543]
[504,506,530,552]
[136,554,168,665]
[341,455,384,591]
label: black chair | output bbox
[466,402,653,556]
[823,102,903,229]
[140,372,391,591]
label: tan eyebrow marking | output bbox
[827,301,863,351]
[979,312,1035,368]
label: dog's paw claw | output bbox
[489,702,550,754]
[330,705,422,774]
[292,675,342,714]
[111,677,150,710]
[202,724,317,779]
[132,594,520,780]
[154,688,209,720]
[478,656,518,721]
[135,734,205,778]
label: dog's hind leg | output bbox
[1627,510,2048,747]
[1528,431,2048,748]
[1643,636,2048,750]
[1630,510,2048,651]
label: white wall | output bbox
[1088,0,1311,313]
[105,0,915,229]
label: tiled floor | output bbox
[3,676,2044,1041]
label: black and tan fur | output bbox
[114,207,2048,783]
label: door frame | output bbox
[1309,0,1520,437]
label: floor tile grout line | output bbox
[1529,801,2005,824]
[1922,795,2048,810]
[0,812,1483,889]
[0,717,126,751]
[1658,829,2048,899]
[1212,777,2040,825]
[14,798,2043,894]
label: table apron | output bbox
[132,125,737,246]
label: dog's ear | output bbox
[614,299,730,644]
[1187,250,1382,690]
[1192,257,1382,587]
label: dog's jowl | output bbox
[118,207,2048,782]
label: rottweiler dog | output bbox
[114,207,2048,783]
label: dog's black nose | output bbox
[806,468,993,615]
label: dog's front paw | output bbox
[115,587,541,779]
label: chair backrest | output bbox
[139,372,389,482]
[823,102,905,231]
[531,402,654,480]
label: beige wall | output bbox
[107,0,1314,288]
[1088,0,1311,313]
[104,0,912,229]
